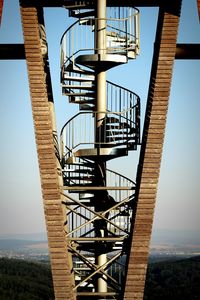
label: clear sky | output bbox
[0,0,199,238]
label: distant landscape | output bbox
[149,229,200,262]
[0,230,200,299]
[0,233,49,261]
[1,229,199,262]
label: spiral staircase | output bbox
[60,3,140,299]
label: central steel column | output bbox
[96,0,106,116]
[95,0,107,297]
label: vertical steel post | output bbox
[96,0,107,117]
[95,0,107,297]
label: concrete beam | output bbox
[19,0,161,8]
[176,44,200,59]
[0,44,25,59]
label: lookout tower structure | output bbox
[18,0,182,299]
[2,0,199,299]
[59,2,140,298]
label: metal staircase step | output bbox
[106,136,136,142]
[79,192,94,199]
[66,168,94,174]
[106,122,131,129]
[75,54,127,70]
[108,39,127,45]
[69,98,94,104]
[106,129,131,135]
[70,98,95,105]
[74,147,128,160]
[66,176,93,181]
[65,95,93,102]
[69,9,95,18]
[62,84,95,90]
[65,157,94,166]
[65,62,94,75]
[106,116,121,123]
[101,142,130,148]
[63,90,96,97]
[63,74,95,82]
[107,33,127,42]
[79,18,95,26]
[106,128,136,136]
[68,95,95,100]
[107,39,135,48]
[65,178,93,183]
[79,103,94,110]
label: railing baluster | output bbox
[60,8,139,74]
[59,8,141,292]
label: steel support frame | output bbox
[61,191,132,295]
[62,192,132,238]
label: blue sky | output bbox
[0,0,199,238]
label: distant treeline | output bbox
[144,255,200,300]
[0,256,200,299]
[0,258,54,299]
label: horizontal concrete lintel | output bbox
[2,42,198,61]
[0,44,25,60]
[175,43,200,59]
[62,186,134,191]
[19,0,161,8]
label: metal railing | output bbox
[60,7,140,72]
[63,164,135,187]
[106,80,140,114]
[60,106,140,163]
[62,190,134,239]
[61,74,140,116]
[59,6,141,297]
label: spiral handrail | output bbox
[60,7,140,72]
